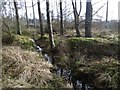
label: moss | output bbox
[67,37,118,58]
[13,35,35,50]
[53,36,119,88]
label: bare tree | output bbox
[64,1,67,30]
[105,0,108,28]
[37,0,44,37]
[32,0,36,28]
[56,0,59,21]
[24,0,29,28]
[85,0,92,37]
[72,0,82,37]
[13,0,21,35]
[46,0,55,49]
[60,0,64,35]
[51,10,54,22]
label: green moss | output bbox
[67,37,118,58]
[13,35,35,50]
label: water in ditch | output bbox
[33,39,93,90]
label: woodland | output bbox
[1,0,119,89]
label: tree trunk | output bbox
[82,81,85,90]
[13,0,21,35]
[37,0,44,37]
[60,0,64,35]
[32,0,36,28]
[46,0,55,50]
[85,0,92,37]
[60,68,63,77]
[56,1,59,21]
[105,0,108,28]
[51,10,54,22]
[24,0,29,28]
[71,77,77,90]
[72,1,80,37]
[75,15,80,37]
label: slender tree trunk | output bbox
[71,77,77,90]
[85,0,92,37]
[46,0,55,50]
[64,1,67,32]
[8,1,12,19]
[82,81,85,90]
[105,0,108,28]
[37,0,44,37]
[51,10,54,22]
[13,0,21,35]
[60,68,63,77]
[72,1,80,37]
[75,15,80,37]
[24,0,29,28]
[56,1,59,21]
[60,0,64,35]
[32,0,36,28]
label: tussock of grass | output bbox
[73,57,119,88]
[2,46,53,88]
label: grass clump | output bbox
[2,46,53,88]
[2,31,15,45]
[73,58,119,88]
[2,46,67,89]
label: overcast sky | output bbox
[3,0,119,21]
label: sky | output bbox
[2,0,119,21]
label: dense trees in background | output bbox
[2,0,116,47]
[13,0,21,35]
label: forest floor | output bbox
[1,28,119,89]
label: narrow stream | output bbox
[32,39,93,90]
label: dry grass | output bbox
[2,46,53,88]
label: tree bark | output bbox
[24,0,29,28]
[32,0,36,28]
[60,68,63,77]
[105,0,108,28]
[82,81,85,90]
[71,77,77,90]
[37,0,44,37]
[56,1,59,21]
[60,0,64,35]
[13,0,21,35]
[85,0,92,37]
[72,0,81,37]
[46,0,55,50]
